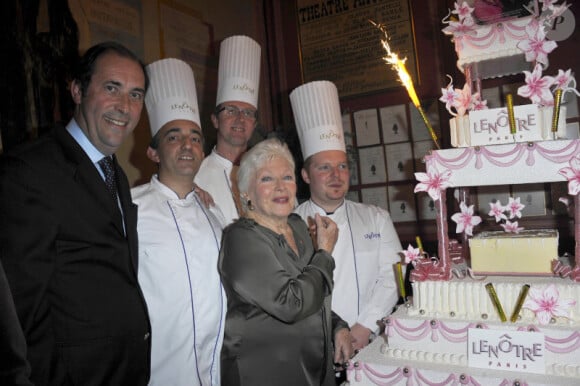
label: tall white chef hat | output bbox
[145,58,200,137]
[216,35,261,109]
[289,80,346,160]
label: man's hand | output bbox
[350,323,372,351]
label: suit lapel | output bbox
[54,126,126,236]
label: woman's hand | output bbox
[333,327,354,366]
[193,183,214,208]
[309,213,338,253]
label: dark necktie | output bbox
[98,156,119,203]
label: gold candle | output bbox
[396,262,406,299]
[510,284,530,323]
[415,236,424,255]
[506,94,516,135]
[551,88,563,135]
[415,105,441,150]
[485,283,507,322]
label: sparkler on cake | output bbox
[370,20,440,150]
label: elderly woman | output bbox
[218,138,352,385]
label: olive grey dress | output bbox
[218,214,348,386]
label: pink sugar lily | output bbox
[506,197,525,219]
[500,220,524,233]
[517,63,555,105]
[470,94,488,111]
[414,169,452,201]
[488,200,507,222]
[558,154,580,195]
[440,77,457,114]
[517,24,557,66]
[442,15,476,38]
[453,1,474,20]
[523,284,577,325]
[451,201,481,236]
[402,244,422,265]
[553,69,573,90]
[453,83,473,116]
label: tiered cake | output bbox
[439,0,572,148]
[348,140,580,386]
[348,1,579,385]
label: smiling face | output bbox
[72,51,146,155]
[147,119,204,183]
[212,100,257,153]
[246,156,296,225]
[301,150,350,213]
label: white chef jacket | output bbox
[132,176,226,386]
[295,199,403,330]
[194,149,240,225]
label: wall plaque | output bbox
[296,0,418,97]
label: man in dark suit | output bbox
[0,42,151,385]
[0,260,33,385]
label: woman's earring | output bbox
[247,200,255,211]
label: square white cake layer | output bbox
[469,230,558,275]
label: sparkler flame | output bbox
[371,20,440,149]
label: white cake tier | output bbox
[453,16,533,78]
[409,276,580,326]
[424,139,580,187]
[348,337,579,386]
[383,306,579,375]
[449,105,568,148]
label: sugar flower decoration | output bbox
[552,68,580,99]
[488,200,507,222]
[414,169,452,201]
[517,63,555,106]
[558,153,580,195]
[506,197,525,219]
[500,220,524,233]
[452,1,473,20]
[451,201,481,236]
[402,244,422,265]
[553,69,574,90]
[516,23,557,66]
[470,94,488,111]
[453,83,474,117]
[439,79,487,116]
[442,12,476,38]
[523,284,577,325]
[440,76,457,112]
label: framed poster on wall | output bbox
[295,0,418,97]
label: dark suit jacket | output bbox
[0,260,33,385]
[0,125,151,386]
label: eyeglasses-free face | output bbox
[216,105,257,121]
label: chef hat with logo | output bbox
[289,80,346,160]
[145,58,200,137]
[216,35,261,109]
